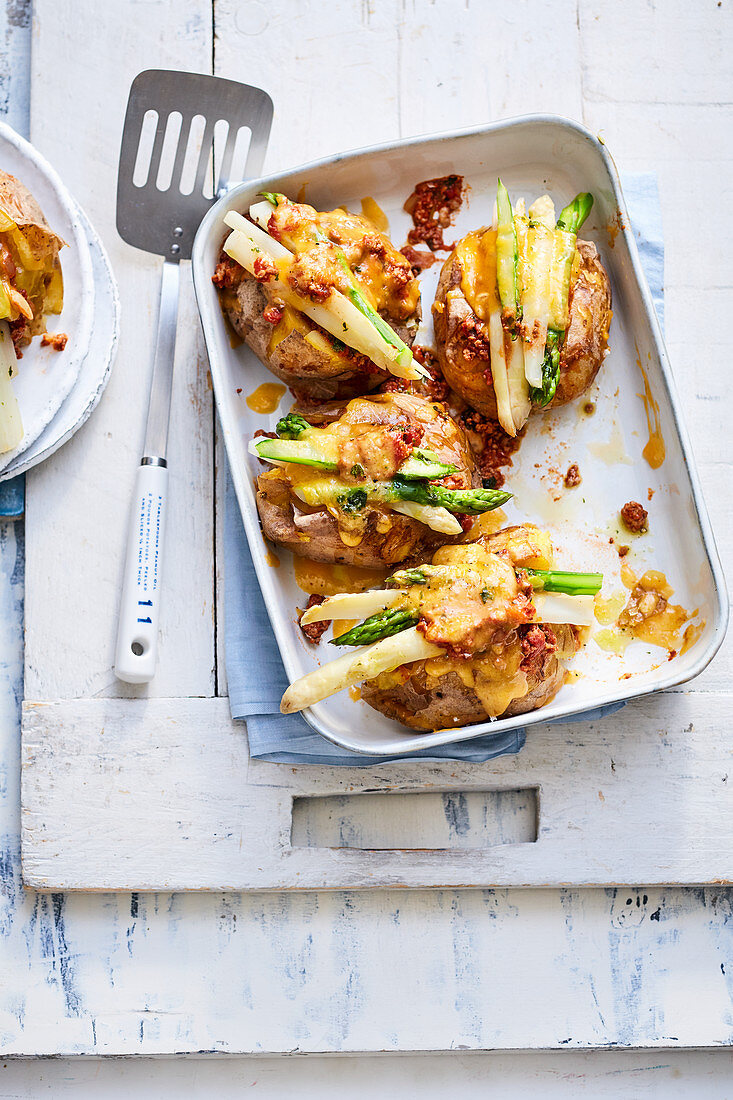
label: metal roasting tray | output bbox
[192,116,728,756]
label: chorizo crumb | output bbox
[564,463,582,488]
[458,313,491,361]
[401,245,440,275]
[263,303,284,325]
[298,594,330,644]
[519,623,557,678]
[647,488,654,501]
[403,175,464,252]
[620,501,648,533]
[461,409,522,489]
[379,346,449,403]
[40,332,68,351]
[617,544,630,558]
[583,401,596,415]
[212,253,243,289]
[253,254,278,283]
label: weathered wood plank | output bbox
[24,0,216,700]
[21,693,733,891]
[214,0,402,171]
[8,0,733,1059]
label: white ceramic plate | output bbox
[0,121,96,474]
[193,116,728,756]
[0,201,119,480]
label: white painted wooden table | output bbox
[1,0,732,1074]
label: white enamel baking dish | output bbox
[192,115,728,756]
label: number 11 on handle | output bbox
[114,461,168,683]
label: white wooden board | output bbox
[21,692,733,890]
[18,0,733,893]
[3,0,733,1058]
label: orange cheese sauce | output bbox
[331,618,358,639]
[593,569,691,656]
[360,196,389,234]
[293,557,390,597]
[424,644,528,719]
[681,620,706,654]
[246,382,286,414]
[462,508,507,541]
[268,198,419,319]
[636,350,665,469]
[594,591,626,625]
[456,227,499,322]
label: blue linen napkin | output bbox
[224,171,664,764]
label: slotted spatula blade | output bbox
[114,70,273,684]
[116,69,273,260]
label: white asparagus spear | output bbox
[0,321,23,454]
[301,589,401,625]
[248,200,277,231]
[533,593,595,627]
[281,626,444,713]
[301,589,595,630]
[388,500,463,535]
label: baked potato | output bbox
[252,391,510,568]
[0,169,65,453]
[282,524,601,730]
[214,193,423,401]
[432,186,612,435]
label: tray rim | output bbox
[192,112,729,756]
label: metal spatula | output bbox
[114,69,273,683]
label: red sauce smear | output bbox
[403,175,464,255]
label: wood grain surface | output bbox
[1,0,731,1058]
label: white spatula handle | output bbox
[114,459,168,683]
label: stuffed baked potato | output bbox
[433,185,612,436]
[0,169,65,453]
[282,524,601,730]
[214,193,423,401]
[252,391,510,568]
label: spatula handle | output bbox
[114,458,168,683]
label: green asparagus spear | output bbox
[331,607,420,646]
[529,329,561,407]
[340,488,368,512]
[259,433,458,480]
[338,480,511,515]
[385,478,512,515]
[276,413,311,439]
[531,192,594,407]
[396,451,459,480]
[258,191,281,207]
[496,179,520,327]
[556,193,594,235]
[335,255,415,370]
[385,568,428,587]
[525,568,603,595]
[256,438,338,469]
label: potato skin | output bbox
[255,392,480,567]
[360,624,576,730]
[257,479,440,568]
[433,237,612,419]
[223,271,420,402]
